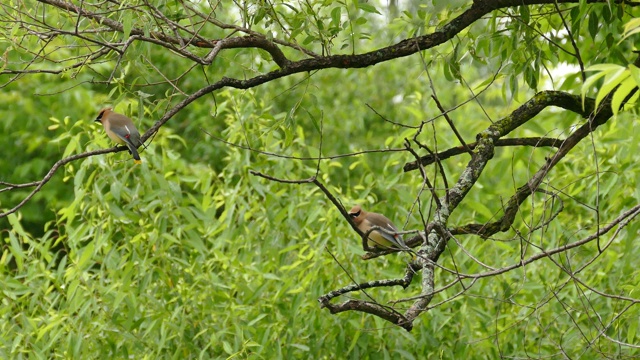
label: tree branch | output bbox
[403,136,565,172]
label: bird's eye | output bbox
[349,211,360,218]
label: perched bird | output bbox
[94,107,144,164]
[348,205,407,250]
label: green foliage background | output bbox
[1,0,639,358]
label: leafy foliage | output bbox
[1,0,640,358]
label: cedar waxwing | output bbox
[94,108,144,164]
[348,205,407,250]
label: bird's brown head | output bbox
[95,107,113,124]
[348,205,364,224]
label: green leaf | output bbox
[7,213,27,238]
[123,15,132,39]
[520,6,530,24]
[222,341,234,355]
[63,136,79,158]
[595,66,629,111]
[629,63,640,86]
[465,200,496,221]
[588,13,599,40]
[76,241,95,270]
[331,7,341,27]
[8,232,24,271]
[622,18,640,41]
[629,322,637,345]
[581,64,621,107]
[358,3,381,15]
[611,76,636,116]
[110,182,121,201]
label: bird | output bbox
[94,107,144,164]
[348,205,407,251]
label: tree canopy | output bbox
[1,0,640,358]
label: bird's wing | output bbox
[379,224,407,248]
[367,214,405,248]
[377,227,401,245]
[108,115,142,146]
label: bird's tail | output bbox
[125,141,142,164]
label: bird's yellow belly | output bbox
[367,231,393,249]
[106,130,126,144]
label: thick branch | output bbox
[400,86,618,323]
[318,262,420,303]
[403,137,565,172]
[35,0,291,67]
[320,299,413,331]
